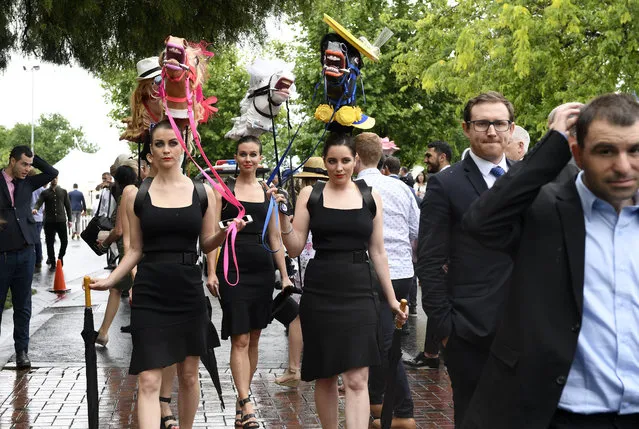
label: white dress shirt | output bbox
[468,150,509,189]
[357,168,420,280]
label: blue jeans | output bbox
[368,277,414,418]
[0,246,35,353]
[35,222,43,264]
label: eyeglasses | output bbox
[466,120,512,132]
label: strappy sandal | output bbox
[160,396,179,429]
[239,397,259,429]
[234,399,243,428]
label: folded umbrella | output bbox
[380,299,408,429]
[201,297,224,409]
[81,276,99,429]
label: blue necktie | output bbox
[490,166,505,178]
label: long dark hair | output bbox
[113,165,138,199]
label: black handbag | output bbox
[81,189,114,255]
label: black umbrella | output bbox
[380,299,408,429]
[81,276,99,429]
[201,297,224,410]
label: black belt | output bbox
[142,252,198,265]
[314,250,368,263]
[235,233,263,244]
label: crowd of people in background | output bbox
[1,89,638,429]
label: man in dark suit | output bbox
[1,145,58,369]
[416,91,516,426]
[461,95,639,429]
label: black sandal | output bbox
[235,399,243,427]
[239,397,259,429]
[160,396,179,429]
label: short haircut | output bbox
[9,145,33,162]
[102,172,111,177]
[400,166,409,174]
[236,135,263,154]
[463,91,514,122]
[576,93,639,147]
[73,184,78,188]
[354,132,382,166]
[323,132,355,158]
[512,125,531,152]
[383,156,401,174]
[427,140,452,162]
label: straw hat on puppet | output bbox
[135,57,162,81]
[294,157,329,179]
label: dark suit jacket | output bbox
[461,131,585,429]
[416,155,514,348]
[0,156,58,252]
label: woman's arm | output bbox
[367,190,406,321]
[267,201,293,287]
[268,185,311,258]
[90,189,144,290]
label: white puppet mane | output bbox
[225,58,296,140]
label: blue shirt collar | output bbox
[575,170,639,220]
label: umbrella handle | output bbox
[84,276,92,307]
[395,299,407,329]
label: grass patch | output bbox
[3,289,37,310]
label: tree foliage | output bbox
[1,0,309,72]
[0,113,96,165]
[393,0,639,141]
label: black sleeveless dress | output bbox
[217,190,275,340]
[299,188,380,381]
[129,188,208,375]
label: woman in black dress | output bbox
[269,133,407,429]
[207,135,292,429]
[90,120,244,429]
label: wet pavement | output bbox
[0,239,453,428]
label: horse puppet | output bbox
[225,59,295,140]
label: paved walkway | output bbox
[0,240,454,428]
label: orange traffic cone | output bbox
[49,259,70,293]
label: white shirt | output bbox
[468,150,509,189]
[97,188,116,217]
[357,168,420,280]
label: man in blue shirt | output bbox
[461,95,639,428]
[68,183,86,240]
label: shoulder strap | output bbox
[134,177,153,217]
[307,180,326,215]
[354,179,377,218]
[221,177,236,211]
[193,179,208,217]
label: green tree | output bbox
[393,0,639,142]
[286,0,467,166]
[1,113,96,165]
[1,0,310,72]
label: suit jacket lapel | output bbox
[556,180,586,316]
[463,156,488,195]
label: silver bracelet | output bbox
[282,224,294,235]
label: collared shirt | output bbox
[357,168,419,280]
[31,187,45,222]
[2,169,15,206]
[559,171,639,414]
[468,150,509,189]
